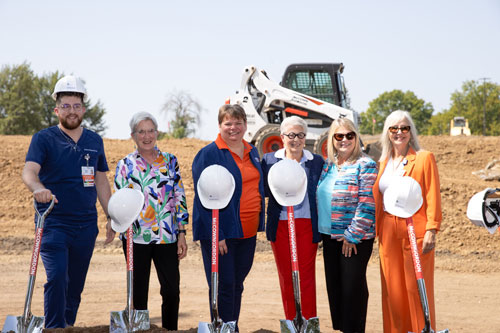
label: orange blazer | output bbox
[373,147,442,238]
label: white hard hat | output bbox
[467,188,499,234]
[108,188,145,233]
[268,159,307,207]
[197,165,236,210]
[384,176,423,218]
[52,75,87,101]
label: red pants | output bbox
[379,213,436,333]
[271,218,318,320]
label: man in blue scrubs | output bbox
[22,75,115,328]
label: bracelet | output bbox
[178,229,187,235]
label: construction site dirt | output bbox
[1,135,499,332]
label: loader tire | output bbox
[313,131,329,159]
[255,125,283,157]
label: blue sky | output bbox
[1,0,499,140]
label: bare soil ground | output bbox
[1,135,500,332]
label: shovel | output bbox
[279,206,320,333]
[110,226,150,332]
[198,209,236,333]
[2,197,55,333]
[405,217,449,333]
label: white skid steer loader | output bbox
[226,65,377,159]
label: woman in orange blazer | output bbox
[373,110,442,333]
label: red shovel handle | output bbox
[126,227,134,272]
[211,209,219,273]
[287,206,299,272]
[406,217,424,280]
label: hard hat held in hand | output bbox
[268,159,307,207]
[384,176,423,218]
[52,75,88,101]
[197,164,236,210]
[108,188,145,233]
[467,188,500,234]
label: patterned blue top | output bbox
[316,155,377,244]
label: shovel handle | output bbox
[406,217,424,280]
[211,209,219,274]
[287,206,299,272]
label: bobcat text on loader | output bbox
[226,64,360,158]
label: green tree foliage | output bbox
[0,63,107,135]
[428,80,500,135]
[359,90,434,134]
[161,91,204,138]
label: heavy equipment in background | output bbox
[450,116,471,136]
[227,64,360,157]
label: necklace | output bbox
[58,126,79,151]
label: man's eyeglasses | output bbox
[135,129,157,136]
[388,126,411,134]
[282,132,306,139]
[59,103,83,112]
[333,132,356,141]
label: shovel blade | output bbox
[110,310,150,333]
[2,314,44,333]
[198,320,236,333]
[280,317,320,333]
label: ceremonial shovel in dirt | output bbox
[384,176,449,333]
[2,197,55,333]
[197,165,237,333]
[108,188,150,333]
[268,159,320,333]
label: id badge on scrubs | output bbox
[82,166,95,187]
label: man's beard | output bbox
[60,115,83,130]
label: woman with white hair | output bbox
[316,117,377,333]
[373,110,442,333]
[113,111,188,331]
[261,115,324,322]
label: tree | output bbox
[429,80,500,135]
[161,90,204,138]
[359,90,434,134]
[0,63,107,135]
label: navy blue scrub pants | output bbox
[40,220,98,328]
[200,236,256,332]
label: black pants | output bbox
[322,234,374,333]
[122,241,180,330]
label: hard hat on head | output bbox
[197,165,236,210]
[268,159,307,207]
[108,188,145,233]
[467,188,500,234]
[52,75,87,101]
[384,176,423,218]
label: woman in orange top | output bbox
[373,110,442,333]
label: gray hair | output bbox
[379,110,420,162]
[129,112,158,134]
[280,116,308,134]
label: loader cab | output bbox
[281,63,347,108]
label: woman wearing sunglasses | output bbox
[373,110,442,333]
[261,116,324,323]
[316,118,377,333]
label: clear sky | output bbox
[1,0,499,140]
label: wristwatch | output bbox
[178,229,187,235]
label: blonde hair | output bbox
[379,110,420,162]
[327,118,362,164]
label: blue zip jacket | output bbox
[192,141,265,241]
[261,149,324,243]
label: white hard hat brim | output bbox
[467,189,499,234]
[383,176,423,218]
[108,188,145,233]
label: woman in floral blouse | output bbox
[114,111,188,331]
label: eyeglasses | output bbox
[388,126,411,133]
[135,129,157,136]
[333,132,356,141]
[59,103,83,112]
[282,132,306,139]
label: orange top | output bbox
[215,134,261,238]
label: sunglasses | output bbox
[333,132,356,141]
[283,132,306,139]
[388,126,411,133]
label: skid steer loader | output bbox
[226,64,378,159]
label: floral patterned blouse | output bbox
[114,148,188,244]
